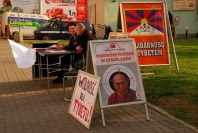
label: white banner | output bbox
[8,39,36,69]
[92,40,136,66]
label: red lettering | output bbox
[72,99,92,123]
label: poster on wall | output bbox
[88,39,147,108]
[173,0,195,10]
[0,0,38,24]
[0,0,38,15]
[120,2,170,66]
[68,70,100,129]
[40,0,87,21]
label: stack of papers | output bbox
[46,49,66,52]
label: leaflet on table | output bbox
[46,49,66,52]
[33,48,48,50]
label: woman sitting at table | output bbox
[52,22,78,83]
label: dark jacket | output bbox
[77,29,96,52]
[65,34,78,50]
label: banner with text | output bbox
[89,39,146,108]
[108,32,128,39]
[120,2,170,66]
[40,0,87,21]
[68,70,100,129]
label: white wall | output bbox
[104,0,198,38]
[88,0,105,38]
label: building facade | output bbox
[100,0,198,38]
[89,0,198,38]
[1,0,197,38]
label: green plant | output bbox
[141,39,198,128]
[24,40,69,45]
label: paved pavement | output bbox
[0,39,197,133]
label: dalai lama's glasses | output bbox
[114,81,126,87]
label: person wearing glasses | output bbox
[108,72,137,105]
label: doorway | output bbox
[168,11,176,38]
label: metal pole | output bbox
[17,8,20,33]
[38,0,41,14]
[163,0,179,71]
[94,4,96,25]
[46,56,50,93]
[101,108,106,126]
[185,27,189,39]
[144,103,150,121]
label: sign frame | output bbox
[86,39,149,126]
[120,1,170,66]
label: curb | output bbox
[147,103,198,133]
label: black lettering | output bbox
[80,92,85,101]
[78,76,97,96]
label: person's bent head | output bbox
[66,22,76,36]
[3,0,12,7]
[113,73,128,95]
[75,23,86,36]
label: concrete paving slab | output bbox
[0,39,197,133]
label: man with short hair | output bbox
[108,73,137,105]
[75,23,96,52]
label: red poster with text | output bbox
[41,0,87,21]
[120,2,170,66]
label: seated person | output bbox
[52,22,96,83]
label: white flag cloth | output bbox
[8,39,36,69]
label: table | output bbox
[37,49,85,93]
[32,41,59,78]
